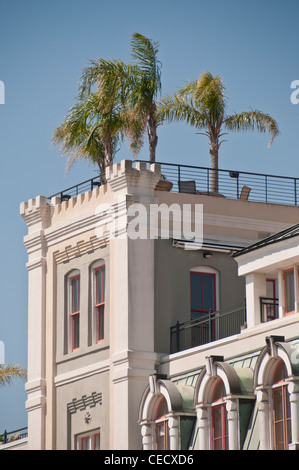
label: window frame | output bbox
[154,397,169,450]
[211,379,228,450]
[69,273,80,352]
[93,264,105,344]
[77,430,101,450]
[190,271,216,320]
[272,361,291,450]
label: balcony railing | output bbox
[170,301,246,354]
[0,427,28,445]
[48,160,299,207]
[260,297,279,322]
[156,161,299,206]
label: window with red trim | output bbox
[272,361,291,450]
[94,266,105,343]
[77,431,101,450]
[212,380,228,450]
[155,397,169,450]
[190,272,216,320]
[190,271,216,345]
[70,275,80,351]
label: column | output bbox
[288,381,299,450]
[168,417,180,450]
[226,399,239,450]
[141,424,153,450]
[256,390,271,450]
[196,407,209,450]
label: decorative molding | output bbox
[53,235,108,264]
[55,360,110,386]
[67,392,102,415]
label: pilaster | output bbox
[20,195,51,450]
[107,161,161,450]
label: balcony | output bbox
[170,301,246,354]
[260,297,279,323]
[48,160,299,207]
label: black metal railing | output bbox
[170,301,246,354]
[155,161,299,206]
[260,297,279,323]
[48,176,102,201]
[47,160,299,207]
[0,427,28,445]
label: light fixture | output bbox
[203,251,213,259]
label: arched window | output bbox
[211,379,228,450]
[91,260,106,344]
[194,356,253,450]
[94,264,105,343]
[139,376,195,451]
[155,397,169,450]
[254,337,299,450]
[272,360,291,450]
[67,270,80,352]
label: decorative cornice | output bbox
[53,235,108,264]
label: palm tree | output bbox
[54,66,127,182]
[0,365,26,386]
[79,33,163,163]
[158,72,279,193]
[127,32,162,162]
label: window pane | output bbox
[73,314,80,350]
[97,305,104,342]
[285,270,294,312]
[71,277,79,313]
[274,421,284,450]
[94,434,100,450]
[190,272,215,318]
[213,407,222,439]
[190,274,202,311]
[273,388,283,420]
[96,269,102,304]
[81,437,91,450]
[157,423,165,449]
[96,267,105,305]
[202,275,215,312]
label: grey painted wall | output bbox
[154,240,245,353]
[55,246,110,449]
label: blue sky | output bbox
[0,0,299,434]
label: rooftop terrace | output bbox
[48,160,299,206]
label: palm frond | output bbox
[131,33,162,99]
[224,110,279,147]
[157,94,207,129]
[194,72,226,123]
[0,365,27,386]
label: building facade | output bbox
[20,160,299,450]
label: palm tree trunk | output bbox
[209,139,220,193]
[102,136,114,184]
[147,111,158,163]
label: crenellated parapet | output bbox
[106,160,161,197]
[20,195,51,234]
